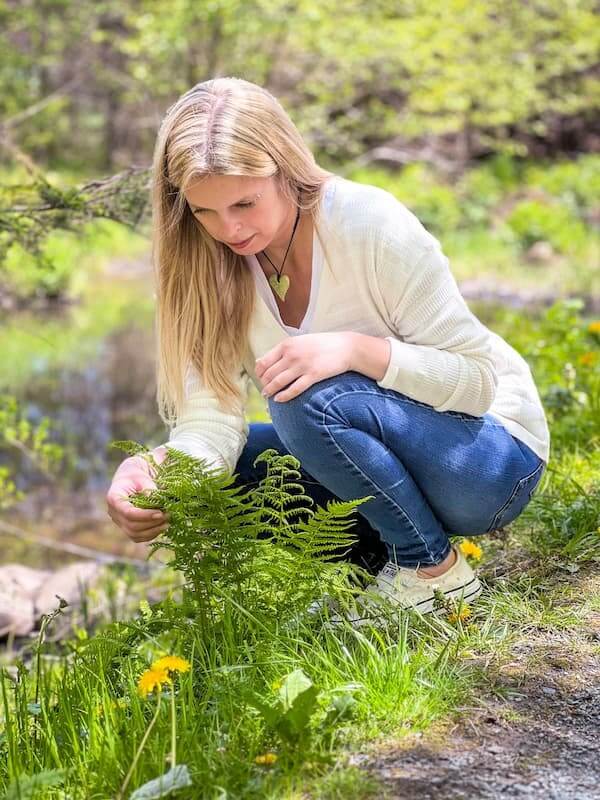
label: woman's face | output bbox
[183,174,293,255]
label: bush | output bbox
[504,199,588,253]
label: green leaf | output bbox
[277,668,313,712]
[4,770,66,800]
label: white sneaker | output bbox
[328,543,482,626]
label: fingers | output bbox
[106,489,170,537]
[125,521,170,543]
[107,458,174,542]
[111,493,167,521]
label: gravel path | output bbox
[350,573,600,800]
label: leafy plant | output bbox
[243,667,361,751]
[0,393,65,508]
[504,198,588,253]
[111,441,372,628]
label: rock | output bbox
[525,241,555,263]
[0,564,53,636]
[35,562,103,617]
[0,561,106,636]
[0,592,36,636]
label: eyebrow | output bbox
[190,194,256,213]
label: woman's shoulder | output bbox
[328,176,436,251]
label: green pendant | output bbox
[269,273,290,301]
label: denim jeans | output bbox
[232,371,546,570]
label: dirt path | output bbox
[351,571,600,800]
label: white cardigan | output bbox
[163,176,550,473]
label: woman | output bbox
[106,77,550,617]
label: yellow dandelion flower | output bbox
[255,752,278,766]
[459,539,483,560]
[577,352,598,366]
[448,605,472,624]
[151,655,191,675]
[271,679,282,692]
[137,667,171,698]
[588,320,600,334]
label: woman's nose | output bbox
[217,214,241,240]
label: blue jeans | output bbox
[232,371,546,569]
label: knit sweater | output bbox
[162,175,551,473]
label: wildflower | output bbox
[588,320,600,335]
[459,539,483,560]
[271,678,282,692]
[138,667,171,698]
[577,352,598,366]
[255,752,278,766]
[151,655,191,675]
[448,605,472,624]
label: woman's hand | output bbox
[106,446,170,543]
[255,332,355,402]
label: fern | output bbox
[112,442,374,626]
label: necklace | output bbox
[259,207,301,301]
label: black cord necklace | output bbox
[259,207,301,301]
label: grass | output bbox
[1,427,598,798]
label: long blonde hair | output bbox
[152,77,334,429]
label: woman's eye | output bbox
[237,202,255,209]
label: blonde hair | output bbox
[151,77,335,429]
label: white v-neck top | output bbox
[244,181,335,334]
[163,175,551,474]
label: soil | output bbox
[350,569,600,800]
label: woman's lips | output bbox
[228,234,255,248]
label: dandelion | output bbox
[151,655,191,676]
[255,752,278,766]
[271,678,282,692]
[448,605,472,624]
[588,320,600,335]
[459,539,483,560]
[577,352,598,366]
[137,668,171,698]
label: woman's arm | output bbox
[372,235,498,417]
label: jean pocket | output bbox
[486,460,546,532]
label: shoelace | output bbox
[378,561,423,590]
[380,562,401,579]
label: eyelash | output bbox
[195,201,255,215]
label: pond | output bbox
[0,247,267,569]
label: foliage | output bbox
[523,154,600,222]
[527,479,600,566]
[504,199,588,254]
[0,393,64,509]
[1,0,598,174]
[491,299,600,453]
[0,168,150,288]
[111,441,369,627]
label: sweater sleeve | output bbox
[161,362,250,476]
[374,233,498,417]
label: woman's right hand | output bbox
[106,446,171,543]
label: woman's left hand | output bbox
[255,332,355,402]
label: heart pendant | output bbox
[269,273,290,301]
